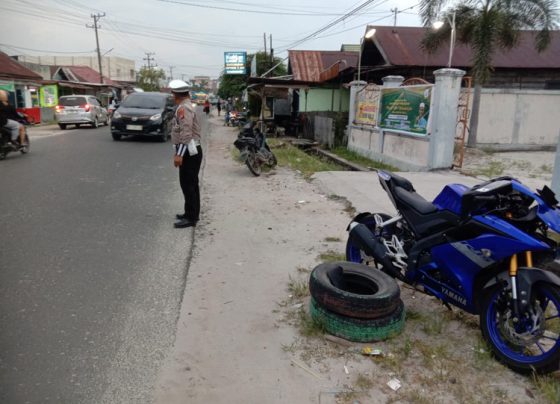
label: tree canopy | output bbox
[420,0,558,84]
[136,67,166,92]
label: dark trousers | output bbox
[179,146,203,222]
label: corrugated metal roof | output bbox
[365,26,560,69]
[288,50,358,82]
[55,66,117,85]
[341,44,361,52]
[0,51,43,81]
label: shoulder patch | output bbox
[177,106,185,119]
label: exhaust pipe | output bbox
[348,222,404,280]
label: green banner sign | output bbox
[0,80,15,92]
[40,85,58,107]
[379,85,433,135]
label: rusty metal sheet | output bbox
[0,51,43,81]
[367,26,560,69]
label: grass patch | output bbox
[540,164,553,173]
[421,313,447,335]
[532,374,560,404]
[472,338,494,370]
[327,194,357,217]
[330,146,399,171]
[324,236,341,242]
[296,266,311,274]
[318,250,346,262]
[297,308,325,337]
[287,276,309,299]
[354,373,375,390]
[267,139,343,178]
[474,161,505,178]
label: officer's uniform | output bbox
[170,81,202,226]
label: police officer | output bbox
[169,80,203,228]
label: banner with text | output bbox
[379,85,433,135]
[224,52,247,75]
[355,84,381,126]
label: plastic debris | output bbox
[344,365,349,374]
[297,200,307,204]
[291,303,304,309]
[361,347,383,356]
[387,378,402,391]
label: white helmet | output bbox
[168,79,191,93]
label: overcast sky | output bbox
[1,0,422,80]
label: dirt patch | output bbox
[460,148,555,182]
[155,119,559,403]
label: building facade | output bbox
[15,55,136,83]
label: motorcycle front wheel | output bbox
[480,281,560,374]
[245,150,261,176]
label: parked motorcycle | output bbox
[346,170,560,374]
[233,122,277,176]
[0,113,30,160]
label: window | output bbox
[117,68,121,78]
[130,69,135,79]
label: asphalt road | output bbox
[0,114,207,403]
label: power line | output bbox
[0,43,95,54]
[156,0,390,16]
[276,0,379,52]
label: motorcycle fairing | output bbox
[511,181,560,233]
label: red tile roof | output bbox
[366,26,560,69]
[288,50,358,82]
[0,51,43,81]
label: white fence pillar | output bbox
[429,68,465,169]
[348,80,366,125]
[381,75,405,88]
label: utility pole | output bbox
[391,8,398,27]
[168,66,174,80]
[263,32,267,57]
[86,12,106,84]
[269,34,273,65]
[143,52,155,70]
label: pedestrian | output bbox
[216,99,221,116]
[169,80,203,228]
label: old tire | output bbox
[246,150,261,176]
[309,262,400,319]
[310,297,405,342]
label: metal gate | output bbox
[454,76,472,168]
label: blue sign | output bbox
[224,52,246,75]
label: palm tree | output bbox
[419,0,558,147]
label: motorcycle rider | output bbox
[0,90,26,145]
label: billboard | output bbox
[355,84,381,126]
[224,52,247,75]
[40,85,58,107]
[379,85,433,135]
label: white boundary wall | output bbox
[469,88,560,149]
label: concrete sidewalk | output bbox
[312,170,552,216]
[27,124,65,138]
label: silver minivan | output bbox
[55,95,109,129]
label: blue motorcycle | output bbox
[346,170,560,374]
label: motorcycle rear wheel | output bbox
[480,282,560,374]
[245,150,261,176]
[346,213,395,267]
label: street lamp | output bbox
[358,28,376,82]
[433,11,456,68]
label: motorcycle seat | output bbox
[394,186,438,215]
[387,172,415,192]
